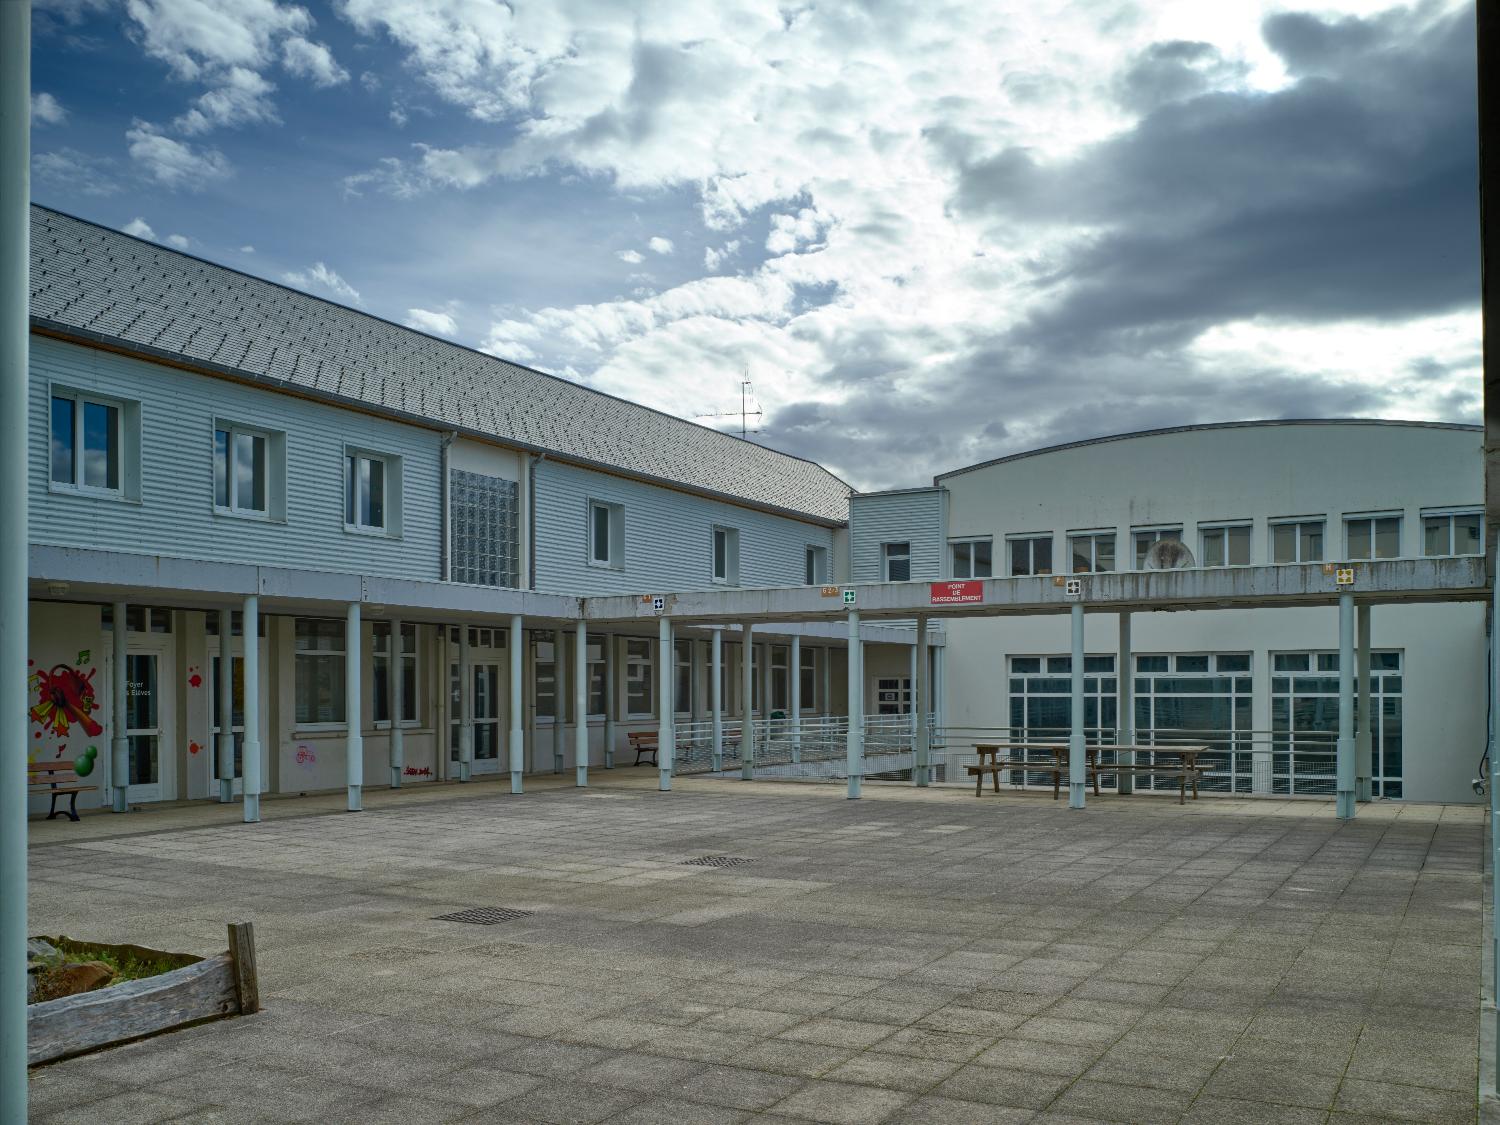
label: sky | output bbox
[30,0,1480,492]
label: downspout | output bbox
[439,431,457,582]
[527,453,545,591]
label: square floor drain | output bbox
[432,907,535,925]
[680,855,753,868]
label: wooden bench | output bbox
[969,743,1209,805]
[968,743,1094,798]
[1092,745,1208,805]
[627,730,658,766]
[28,760,98,822]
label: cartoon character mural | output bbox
[28,650,103,775]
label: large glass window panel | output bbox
[50,396,75,484]
[799,647,817,710]
[1456,513,1483,554]
[450,469,520,587]
[626,638,653,715]
[82,401,118,490]
[592,503,611,563]
[214,429,229,508]
[883,542,911,582]
[294,619,346,724]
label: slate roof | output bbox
[29,205,851,524]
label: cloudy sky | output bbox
[31,0,1479,491]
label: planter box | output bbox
[28,922,259,1066]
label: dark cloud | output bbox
[1114,40,1248,112]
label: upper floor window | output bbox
[1008,534,1052,576]
[51,391,134,496]
[1345,514,1400,561]
[1133,527,1182,569]
[1201,523,1251,567]
[589,500,623,568]
[951,538,993,579]
[346,449,401,534]
[805,545,829,585]
[215,425,268,515]
[1068,531,1115,574]
[1423,510,1482,557]
[450,469,519,588]
[883,541,911,582]
[712,526,740,584]
[1272,518,1324,563]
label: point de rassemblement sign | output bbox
[930,581,984,605]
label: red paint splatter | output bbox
[189,741,201,755]
[188,673,202,688]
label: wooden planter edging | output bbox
[28,922,259,1067]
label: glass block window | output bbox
[450,469,520,588]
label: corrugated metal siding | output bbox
[850,489,946,582]
[534,459,834,596]
[30,336,442,580]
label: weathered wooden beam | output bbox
[227,921,259,1015]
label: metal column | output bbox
[1068,602,1086,809]
[508,615,524,794]
[741,623,755,779]
[790,634,802,765]
[846,611,863,799]
[242,596,261,822]
[1117,611,1134,795]
[574,619,588,786]
[657,617,673,791]
[216,608,234,802]
[915,617,930,786]
[1490,577,1500,1034]
[458,624,472,783]
[602,632,616,769]
[1336,592,1356,820]
[552,627,565,774]
[346,602,363,812]
[711,628,724,771]
[1356,604,1373,802]
[389,617,404,788]
[112,600,129,812]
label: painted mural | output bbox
[28,649,102,775]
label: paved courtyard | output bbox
[25,776,1485,1124]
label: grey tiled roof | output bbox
[29,205,851,524]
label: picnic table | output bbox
[968,742,1209,805]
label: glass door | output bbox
[472,662,501,774]
[123,651,174,802]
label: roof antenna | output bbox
[693,378,763,438]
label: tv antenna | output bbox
[693,379,763,438]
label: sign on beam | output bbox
[930,581,984,605]
[843,589,857,605]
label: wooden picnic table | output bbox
[968,742,1209,804]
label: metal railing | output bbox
[669,713,932,774]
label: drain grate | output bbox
[432,907,535,925]
[680,855,753,868]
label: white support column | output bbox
[242,596,261,823]
[1117,611,1134,795]
[552,626,565,774]
[909,641,919,740]
[790,634,802,765]
[846,612,863,799]
[740,623,755,780]
[508,615,524,794]
[111,600,129,813]
[458,624,473,783]
[346,602,363,812]
[217,608,234,803]
[1336,593,1356,819]
[914,617,929,787]
[711,628,724,771]
[574,619,588,786]
[1356,603,1373,802]
[390,617,405,788]
[657,617,674,791]
[1068,602,1086,810]
[603,632,616,769]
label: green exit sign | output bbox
[843,589,856,605]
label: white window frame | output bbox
[1344,512,1402,561]
[805,544,829,585]
[799,645,818,712]
[712,526,740,585]
[1421,508,1483,557]
[588,499,624,569]
[49,387,135,500]
[214,423,272,519]
[882,541,912,582]
[293,618,347,730]
[1067,530,1115,574]
[950,537,994,579]
[1132,526,1183,570]
[1270,518,1325,564]
[1200,522,1252,568]
[1007,533,1053,577]
[373,622,419,728]
[674,638,694,717]
[345,447,401,536]
[625,638,655,718]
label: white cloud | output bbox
[126,122,232,188]
[282,35,348,87]
[616,249,643,264]
[404,307,457,335]
[174,66,279,134]
[122,217,156,240]
[282,261,362,305]
[704,241,740,271]
[239,244,255,253]
[648,236,675,256]
[31,93,67,127]
[31,148,119,195]
[165,233,190,249]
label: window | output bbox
[951,538,993,579]
[674,639,693,715]
[1201,524,1251,567]
[1271,519,1324,564]
[346,451,393,532]
[1273,650,1403,797]
[533,635,558,720]
[587,639,607,717]
[625,638,654,716]
[589,500,623,568]
[712,527,740,584]
[204,611,267,637]
[50,391,126,494]
[1345,515,1400,561]
[1133,527,1182,569]
[1008,656,1116,779]
[294,619,346,725]
[373,623,417,725]
[805,545,829,585]
[1134,654,1254,793]
[102,606,173,634]
[1423,510,1483,557]
[215,425,268,516]
[450,469,520,588]
[1008,534,1052,576]
[882,542,911,582]
[1068,532,1115,574]
[799,646,818,711]
[770,646,790,715]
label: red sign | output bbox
[930,581,984,605]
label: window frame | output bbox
[1007,533,1053,577]
[950,537,994,579]
[1132,526,1183,570]
[1270,518,1326,564]
[1344,512,1402,561]
[372,622,419,728]
[213,422,273,519]
[711,526,740,585]
[1421,508,1483,557]
[293,617,348,730]
[624,637,655,718]
[1067,530,1115,574]
[343,446,401,536]
[882,541,912,582]
[49,388,131,499]
[1199,522,1252,568]
[804,544,829,585]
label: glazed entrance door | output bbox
[450,656,505,776]
[119,648,175,802]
